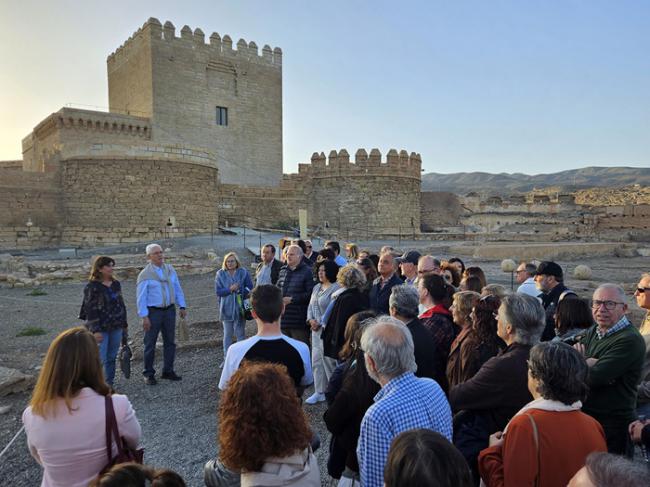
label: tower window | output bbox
[216,106,228,126]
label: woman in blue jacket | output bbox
[215,252,253,356]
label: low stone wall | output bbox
[449,242,639,260]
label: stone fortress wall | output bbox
[107,18,283,186]
[0,17,647,250]
[217,148,422,238]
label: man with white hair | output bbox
[276,244,315,345]
[356,317,452,487]
[575,283,645,456]
[137,244,187,385]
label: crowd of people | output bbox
[19,239,650,486]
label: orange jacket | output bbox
[478,409,606,487]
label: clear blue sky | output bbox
[1,0,648,174]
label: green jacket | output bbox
[581,321,645,423]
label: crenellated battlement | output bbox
[296,148,422,179]
[107,18,282,68]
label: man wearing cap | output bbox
[398,250,421,286]
[516,262,540,297]
[534,261,576,341]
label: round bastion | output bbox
[299,148,422,237]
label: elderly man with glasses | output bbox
[574,283,645,457]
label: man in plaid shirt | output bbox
[357,317,453,487]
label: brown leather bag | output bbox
[100,395,144,474]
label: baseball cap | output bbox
[536,261,563,280]
[397,250,421,266]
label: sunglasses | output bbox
[637,287,649,294]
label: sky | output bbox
[1,0,649,175]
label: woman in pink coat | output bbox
[22,327,142,487]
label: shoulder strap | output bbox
[105,395,125,464]
[526,414,540,487]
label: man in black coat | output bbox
[388,284,438,381]
[369,252,402,314]
[254,244,282,286]
[534,261,576,341]
[276,245,315,345]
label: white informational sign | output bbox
[298,209,308,239]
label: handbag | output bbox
[118,330,132,379]
[100,396,144,474]
[237,293,253,321]
[177,316,190,342]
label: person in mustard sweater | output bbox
[478,341,607,487]
[574,283,646,457]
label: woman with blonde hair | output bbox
[345,243,360,262]
[22,327,141,487]
[79,255,128,387]
[215,252,253,357]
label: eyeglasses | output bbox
[591,300,624,310]
[306,245,312,249]
[637,287,650,294]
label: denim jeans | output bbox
[99,328,123,386]
[143,306,176,378]
[222,317,245,354]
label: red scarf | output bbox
[419,304,451,319]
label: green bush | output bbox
[16,327,47,337]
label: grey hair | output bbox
[361,316,416,380]
[287,244,303,257]
[389,285,420,319]
[524,263,537,276]
[528,342,588,404]
[337,264,367,290]
[482,284,510,300]
[418,255,441,268]
[585,452,649,487]
[145,243,162,255]
[500,293,545,345]
[594,283,627,304]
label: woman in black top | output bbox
[79,256,127,387]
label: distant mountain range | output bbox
[421,166,650,195]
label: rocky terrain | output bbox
[422,166,650,195]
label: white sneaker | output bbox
[305,392,326,405]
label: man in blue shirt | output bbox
[357,317,452,487]
[137,243,187,385]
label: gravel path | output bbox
[2,239,649,486]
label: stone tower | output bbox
[107,18,283,186]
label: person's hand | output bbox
[229,283,239,292]
[93,332,103,344]
[143,316,152,332]
[573,343,586,356]
[179,308,187,319]
[629,420,650,444]
[309,319,320,331]
[586,358,598,367]
[489,431,504,447]
[283,297,293,305]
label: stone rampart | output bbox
[59,157,219,246]
[301,149,421,236]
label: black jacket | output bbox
[540,283,575,341]
[449,342,533,433]
[322,288,369,359]
[254,258,282,285]
[405,318,438,381]
[368,274,402,315]
[277,261,315,329]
